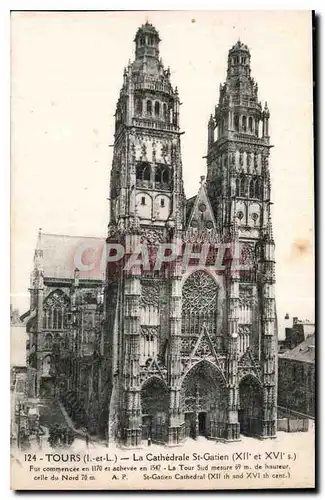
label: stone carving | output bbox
[140,228,164,244]
[161,144,168,158]
[44,290,69,309]
[238,324,252,335]
[194,335,212,358]
[141,325,159,337]
[238,349,261,381]
[79,289,98,305]
[240,243,255,265]
[181,337,197,357]
[140,281,160,307]
[239,284,254,307]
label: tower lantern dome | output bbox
[134,21,161,60]
[227,40,251,75]
[229,39,251,56]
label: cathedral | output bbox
[104,22,277,447]
[26,22,277,448]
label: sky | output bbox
[10,11,314,338]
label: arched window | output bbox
[161,168,169,185]
[248,116,253,132]
[236,177,240,197]
[234,114,239,131]
[242,116,247,132]
[249,178,255,198]
[43,290,69,330]
[154,101,160,117]
[146,100,152,116]
[255,178,261,199]
[135,98,143,116]
[163,103,167,120]
[255,119,260,137]
[181,271,219,342]
[154,164,171,189]
[239,175,247,197]
[143,165,150,181]
[136,162,151,185]
[155,166,161,184]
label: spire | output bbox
[31,228,44,289]
[264,101,270,118]
[265,212,274,243]
[34,228,43,265]
[231,214,239,240]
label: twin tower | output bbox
[104,22,277,447]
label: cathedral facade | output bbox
[104,22,278,447]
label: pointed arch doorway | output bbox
[140,377,169,443]
[238,375,263,437]
[181,360,227,440]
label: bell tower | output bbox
[106,22,185,448]
[109,21,185,235]
[206,41,277,439]
[206,40,271,232]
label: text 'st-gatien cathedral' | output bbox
[26,22,277,448]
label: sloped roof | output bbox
[279,334,315,364]
[186,196,196,224]
[185,181,217,232]
[38,232,105,281]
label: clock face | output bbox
[199,203,207,212]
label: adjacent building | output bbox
[24,233,105,434]
[10,322,28,445]
[283,317,315,351]
[278,334,315,418]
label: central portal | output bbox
[198,411,207,436]
[181,360,227,440]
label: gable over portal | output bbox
[185,177,218,234]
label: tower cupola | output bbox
[227,40,251,78]
[134,21,161,61]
